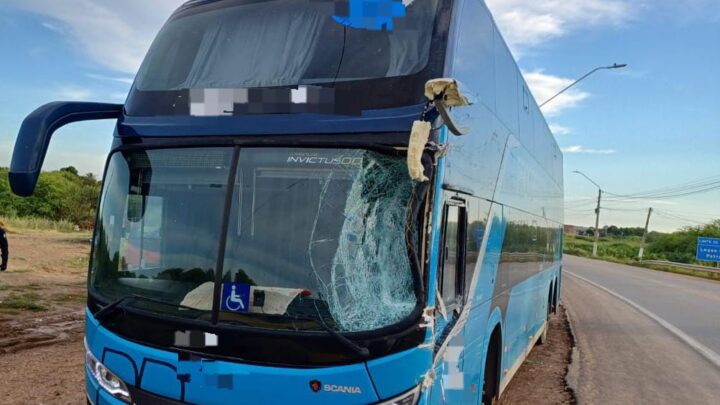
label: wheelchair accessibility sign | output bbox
[221,282,251,313]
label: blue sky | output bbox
[0,0,718,232]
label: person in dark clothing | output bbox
[0,221,8,271]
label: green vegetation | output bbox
[0,292,48,312]
[50,292,87,304]
[564,235,643,261]
[640,262,720,282]
[0,215,76,233]
[566,220,720,265]
[647,220,720,264]
[0,166,100,230]
[565,220,720,280]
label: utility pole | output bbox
[573,171,604,257]
[593,189,602,257]
[638,207,653,260]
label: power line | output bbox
[601,176,720,200]
[654,210,711,226]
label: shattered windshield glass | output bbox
[91,147,420,332]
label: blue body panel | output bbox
[86,310,381,405]
[366,348,433,399]
[116,105,424,138]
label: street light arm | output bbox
[573,170,603,191]
[539,63,627,109]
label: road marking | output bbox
[566,270,720,370]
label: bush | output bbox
[0,166,100,230]
[647,220,720,264]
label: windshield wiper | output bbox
[94,294,202,325]
[287,314,370,358]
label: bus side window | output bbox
[440,202,467,308]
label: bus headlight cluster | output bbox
[85,342,132,404]
[377,386,421,405]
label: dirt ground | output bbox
[500,306,576,405]
[0,230,576,405]
[0,231,89,405]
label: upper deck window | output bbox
[134,0,440,91]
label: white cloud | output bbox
[57,86,93,101]
[549,124,571,136]
[111,92,129,101]
[9,0,184,74]
[87,74,135,86]
[485,0,632,56]
[562,145,616,155]
[41,21,64,34]
[524,70,590,116]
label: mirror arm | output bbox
[10,102,123,196]
[435,101,468,136]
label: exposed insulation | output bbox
[408,120,431,182]
[424,78,471,107]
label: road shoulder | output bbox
[500,305,576,405]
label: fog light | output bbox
[85,340,132,403]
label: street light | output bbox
[540,63,628,108]
[573,170,603,257]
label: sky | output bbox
[0,0,718,232]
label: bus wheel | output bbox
[482,328,501,405]
[537,288,552,345]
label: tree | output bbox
[0,167,101,229]
[60,166,79,176]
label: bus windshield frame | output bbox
[89,144,426,337]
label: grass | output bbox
[639,263,720,282]
[50,293,87,304]
[564,235,720,282]
[67,255,90,269]
[0,215,77,233]
[564,235,643,261]
[0,292,48,312]
[12,282,42,291]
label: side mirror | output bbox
[9,102,123,196]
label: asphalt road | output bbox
[563,255,720,404]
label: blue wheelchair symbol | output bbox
[221,282,250,313]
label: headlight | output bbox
[85,341,132,404]
[377,386,421,405]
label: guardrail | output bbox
[641,260,720,274]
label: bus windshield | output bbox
[90,147,420,333]
[134,0,440,91]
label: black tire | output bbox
[537,287,553,345]
[482,329,501,405]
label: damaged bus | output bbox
[9,0,563,404]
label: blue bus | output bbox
[9,1,563,404]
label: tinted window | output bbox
[135,0,440,91]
